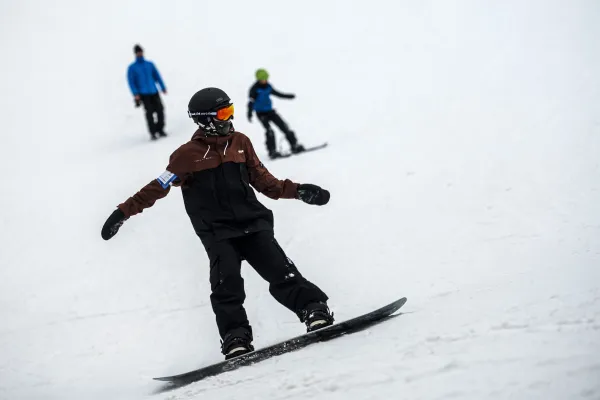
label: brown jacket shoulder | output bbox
[118,130,298,218]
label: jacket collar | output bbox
[191,128,234,144]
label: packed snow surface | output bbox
[1,0,599,399]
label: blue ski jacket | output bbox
[247,82,295,114]
[127,57,166,96]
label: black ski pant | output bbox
[205,230,328,339]
[256,110,298,154]
[140,93,165,136]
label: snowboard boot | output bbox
[268,150,284,160]
[158,130,167,137]
[291,143,305,154]
[221,327,255,360]
[150,132,158,140]
[300,302,334,332]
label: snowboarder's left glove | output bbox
[101,208,128,240]
[247,111,253,123]
[297,184,330,206]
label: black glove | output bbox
[297,184,330,206]
[287,94,296,99]
[247,112,253,123]
[135,98,141,108]
[101,208,128,240]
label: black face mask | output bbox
[213,119,233,136]
[193,116,233,136]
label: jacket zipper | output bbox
[217,140,237,220]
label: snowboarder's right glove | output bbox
[101,208,128,240]
[247,111,253,123]
[297,184,330,206]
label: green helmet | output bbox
[255,68,269,81]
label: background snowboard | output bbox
[272,142,328,159]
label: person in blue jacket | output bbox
[247,69,304,159]
[127,44,167,140]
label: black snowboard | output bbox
[154,297,407,386]
[271,142,328,160]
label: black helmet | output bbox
[188,87,234,136]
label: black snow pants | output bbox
[256,110,298,154]
[140,93,165,136]
[205,230,328,339]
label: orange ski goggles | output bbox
[188,103,234,121]
[214,104,235,120]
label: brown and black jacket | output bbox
[118,129,299,245]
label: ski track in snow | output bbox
[1,0,599,399]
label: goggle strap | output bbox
[189,111,217,116]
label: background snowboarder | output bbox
[247,69,304,159]
[127,44,168,140]
[101,87,334,360]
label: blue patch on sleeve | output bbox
[157,170,178,189]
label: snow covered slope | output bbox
[1,0,599,399]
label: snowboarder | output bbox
[127,44,168,140]
[247,69,304,159]
[101,87,334,360]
